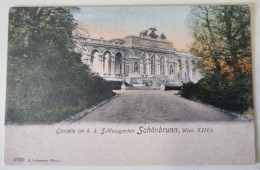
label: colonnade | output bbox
[81,50,195,80]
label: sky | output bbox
[73,6,194,51]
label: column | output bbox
[164,61,168,76]
[121,58,125,75]
[98,54,104,76]
[140,60,143,74]
[189,60,193,80]
[182,62,186,79]
[147,60,151,75]
[155,60,158,75]
[86,54,92,69]
[125,62,129,75]
[156,60,160,75]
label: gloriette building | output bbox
[75,28,202,87]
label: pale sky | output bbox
[73,6,194,51]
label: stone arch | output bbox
[103,50,112,74]
[90,48,101,55]
[115,51,123,75]
[150,54,156,75]
[113,51,125,59]
[82,47,90,55]
[90,48,101,73]
[159,55,167,75]
[140,52,145,58]
[159,55,168,61]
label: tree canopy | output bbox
[181,5,253,114]
[6,7,114,124]
[190,5,251,80]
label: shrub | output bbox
[180,73,253,114]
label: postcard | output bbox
[4,5,255,165]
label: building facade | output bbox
[75,29,202,86]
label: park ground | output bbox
[77,90,238,124]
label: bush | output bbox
[180,73,253,114]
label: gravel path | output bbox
[78,90,237,123]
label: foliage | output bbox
[181,5,253,114]
[190,5,251,80]
[6,7,115,124]
[180,73,253,113]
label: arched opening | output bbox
[160,56,165,75]
[170,65,174,75]
[115,52,123,75]
[134,62,139,73]
[103,51,112,74]
[151,55,156,75]
[91,49,101,74]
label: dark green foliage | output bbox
[180,73,253,113]
[165,86,181,91]
[6,7,115,124]
[182,5,253,114]
[106,81,123,90]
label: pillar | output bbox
[125,62,129,75]
[164,61,168,76]
[98,54,104,76]
[147,60,151,75]
[122,60,125,75]
[86,54,92,69]
[156,60,160,75]
[182,62,186,79]
[189,60,193,80]
[110,56,115,76]
[140,60,144,74]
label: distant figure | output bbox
[148,27,159,39]
[160,33,166,40]
[140,30,148,36]
[100,36,104,40]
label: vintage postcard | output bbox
[4,5,255,165]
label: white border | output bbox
[0,0,259,170]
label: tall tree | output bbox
[181,5,253,113]
[6,7,114,124]
[190,5,251,80]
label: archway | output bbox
[115,52,123,75]
[103,51,112,74]
[134,61,139,73]
[160,56,166,75]
[170,65,174,75]
[90,49,101,73]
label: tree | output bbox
[190,5,251,80]
[181,5,253,114]
[6,7,114,124]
